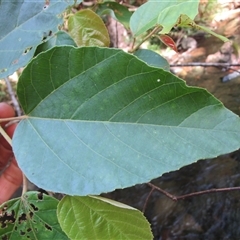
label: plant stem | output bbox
[170,63,240,67]
[0,115,27,123]
[21,173,28,196]
[0,126,12,146]
[129,26,162,53]
[176,186,240,200]
[4,78,22,116]
[142,187,155,213]
[148,182,240,202]
[147,183,177,201]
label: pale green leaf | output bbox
[57,195,153,240]
[130,0,199,36]
[177,14,229,42]
[134,49,170,70]
[68,9,110,47]
[96,1,132,29]
[0,192,68,240]
[13,46,240,196]
[0,0,77,79]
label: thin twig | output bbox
[176,187,240,200]
[148,182,240,202]
[129,26,162,53]
[142,187,154,213]
[0,115,27,123]
[21,173,28,197]
[0,126,12,146]
[4,77,22,116]
[170,63,240,67]
[147,183,177,201]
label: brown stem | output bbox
[176,187,240,200]
[147,183,178,201]
[21,173,28,197]
[170,63,240,67]
[148,182,240,202]
[142,187,154,213]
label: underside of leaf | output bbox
[13,46,240,196]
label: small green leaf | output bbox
[97,1,132,29]
[130,0,199,36]
[57,195,153,240]
[0,0,76,79]
[0,192,68,240]
[177,14,229,42]
[134,49,170,70]
[68,9,110,47]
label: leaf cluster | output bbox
[0,0,238,239]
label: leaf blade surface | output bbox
[13,46,240,195]
[0,0,76,78]
[68,9,110,47]
[0,192,67,240]
[57,195,153,240]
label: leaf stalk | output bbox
[129,26,162,53]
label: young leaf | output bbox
[13,46,240,196]
[158,34,178,52]
[96,1,132,29]
[130,0,199,36]
[134,49,170,70]
[0,0,77,79]
[68,9,110,47]
[57,195,153,240]
[0,192,67,240]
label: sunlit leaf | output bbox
[57,195,153,240]
[0,0,77,79]
[68,9,110,47]
[13,46,240,196]
[96,1,132,29]
[0,192,67,240]
[130,0,199,36]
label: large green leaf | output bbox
[130,0,199,36]
[0,192,68,240]
[13,46,240,196]
[68,9,110,47]
[0,0,77,79]
[57,195,153,240]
